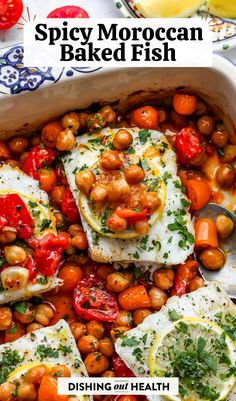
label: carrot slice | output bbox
[38,375,69,401]
[187,179,211,211]
[118,285,151,310]
[195,218,218,249]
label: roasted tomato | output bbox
[0,0,23,30]
[74,275,119,322]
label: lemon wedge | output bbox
[208,0,236,18]
[8,363,53,381]
[149,317,236,401]
[135,0,204,17]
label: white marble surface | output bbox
[0,0,122,49]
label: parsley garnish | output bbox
[36,345,59,361]
[0,350,23,384]
[138,129,150,145]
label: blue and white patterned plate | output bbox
[114,0,236,52]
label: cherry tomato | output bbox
[61,187,80,223]
[175,127,202,164]
[47,6,89,18]
[112,354,135,377]
[0,194,33,238]
[0,0,23,30]
[74,275,119,322]
[22,145,55,180]
[130,106,158,130]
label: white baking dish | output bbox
[0,55,235,141]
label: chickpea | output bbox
[77,254,90,266]
[0,382,16,401]
[133,309,152,325]
[26,323,43,333]
[148,287,167,310]
[68,224,82,237]
[77,335,99,354]
[199,248,225,270]
[51,364,71,377]
[195,99,207,116]
[20,151,29,164]
[50,186,66,207]
[111,326,129,341]
[56,129,76,151]
[0,306,12,330]
[211,129,229,148]
[153,269,175,290]
[108,178,131,202]
[97,264,115,280]
[221,144,236,163]
[61,112,80,133]
[125,165,145,185]
[134,220,149,236]
[158,108,167,123]
[6,159,21,168]
[69,322,86,341]
[30,134,41,146]
[90,183,108,206]
[71,232,88,250]
[107,213,127,232]
[113,129,133,151]
[75,170,95,195]
[14,302,35,324]
[216,164,235,189]
[100,150,122,171]
[189,277,205,292]
[78,112,89,128]
[99,337,114,357]
[116,311,133,327]
[8,136,29,154]
[17,383,37,401]
[87,113,106,131]
[34,304,54,326]
[106,273,129,292]
[190,150,208,167]
[102,370,115,378]
[4,245,26,265]
[54,211,66,230]
[141,192,161,211]
[84,352,109,374]
[5,321,25,342]
[216,214,234,239]
[86,320,104,339]
[170,110,188,128]
[197,115,214,136]
[25,365,48,384]
[100,106,117,124]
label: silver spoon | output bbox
[194,203,236,299]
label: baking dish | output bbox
[0,55,235,141]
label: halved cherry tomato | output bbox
[112,354,135,377]
[187,179,211,211]
[116,208,148,225]
[118,285,151,310]
[175,127,203,164]
[173,93,197,116]
[47,6,89,18]
[22,145,55,180]
[74,275,119,322]
[0,0,23,30]
[26,233,69,276]
[38,167,57,193]
[130,106,158,130]
[0,194,33,238]
[61,187,80,223]
[59,265,84,293]
[194,218,218,249]
[171,260,199,297]
[38,375,69,401]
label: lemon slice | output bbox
[149,317,236,401]
[79,164,166,239]
[207,0,236,18]
[135,0,204,17]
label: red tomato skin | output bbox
[112,354,135,377]
[61,187,80,223]
[0,194,33,238]
[22,145,55,180]
[73,275,119,322]
[175,127,202,164]
[0,0,23,30]
[47,6,89,18]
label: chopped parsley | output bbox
[58,345,72,356]
[168,310,180,321]
[36,276,48,285]
[168,211,194,249]
[173,180,186,193]
[39,218,52,232]
[163,171,172,184]
[0,257,6,268]
[91,231,99,246]
[13,302,27,315]
[28,200,37,208]
[132,251,140,260]
[121,337,139,347]
[140,236,148,251]
[0,350,23,384]
[138,129,150,145]
[36,345,59,361]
